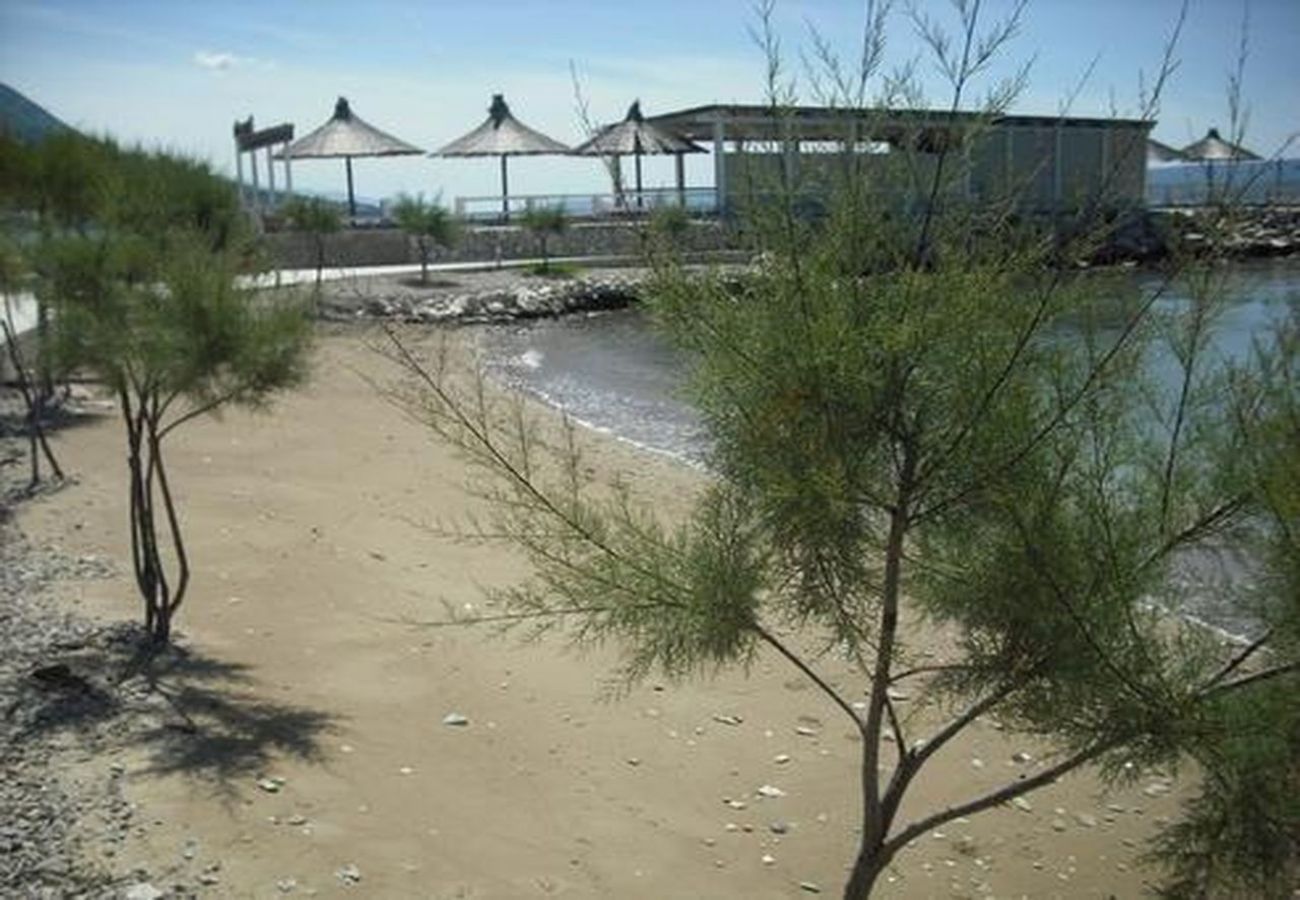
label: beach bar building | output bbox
[642,104,1154,216]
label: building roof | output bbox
[573,101,705,156]
[1179,127,1261,162]
[644,103,1153,143]
[435,94,570,157]
[279,97,423,159]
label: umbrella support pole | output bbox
[675,153,685,208]
[635,152,643,212]
[345,156,356,223]
[500,155,510,222]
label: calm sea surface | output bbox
[477,260,1299,638]
[478,260,1299,464]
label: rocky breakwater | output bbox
[1161,206,1300,259]
[322,272,646,325]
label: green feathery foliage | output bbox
[17,135,312,649]
[282,195,342,288]
[519,205,567,272]
[387,2,1297,895]
[391,193,459,284]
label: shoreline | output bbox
[4,326,1191,898]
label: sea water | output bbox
[479,260,1298,463]
[477,259,1299,635]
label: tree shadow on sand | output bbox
[7,623,339,798]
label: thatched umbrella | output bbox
[1180,127,1260,162]
[434,94,570,220]
[573,100,705,210]
[1147,138,1187,164]
[278,97,423,220]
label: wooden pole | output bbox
[635,150,644,211]
[249,148,261,216]
[500,154,510,221]
[283,142,293,198]
[345,156,356,222]
[676,152,686,207]
[712,120,727,216]
[234,140,245,208]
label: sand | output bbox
[14,325,1187,898]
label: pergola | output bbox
[644,103,1154,213]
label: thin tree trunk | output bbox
[1,316,63,484]
[150,426,189,622]
[843,845,893,899]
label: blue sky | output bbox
[2,0,1297,205]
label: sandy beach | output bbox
[5,324,1188,899]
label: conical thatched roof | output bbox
[1179,127,1260,162]
[1147,138,1186,163]
[435,94,570,157]
[279,97,423,159]
[573,101,705,156]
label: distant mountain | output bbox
[0,83,72,143]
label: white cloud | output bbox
[193,50,261,72]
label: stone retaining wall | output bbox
[263,220,733,270]
[261,207,1300,271]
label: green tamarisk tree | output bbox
[282,195,342,289]
[386,2,1297,896]
[29,137,312,649]
[519,205,567,273]
[392,193,460,285]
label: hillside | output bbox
[0,83,72,143]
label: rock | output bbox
[441,713,469,727]
[799,881,822,893]
[276,877,298,893]
[626,758,641,767]
[761,853,776,866]
[287,814,308,826]
[257,777,282,793]
[1051,818,1068,832]
[1011,797,1033,812]
[769,821,790,834]
[712,714,744,726]
[795,726,818,737]
[125,885,166,900]
[1011,751,1033,764]
[773,754,791,764]
[336,863,362,885]
[726,799,748,810]
[756,784,785,798]
[1075,813,1098,828]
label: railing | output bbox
[1146,159,1300,208]
[453,187,719,221]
